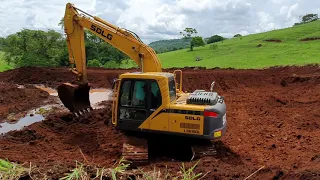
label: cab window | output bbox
[150,80,162,109]
[119,80,147,121]
[169,79,176,102]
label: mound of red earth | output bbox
[0,67,133,89]
[0,65,320,179]
[0,82,50,121]
[0,101,124,178]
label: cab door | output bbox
[116,79,151,130]
[148,80,169,131]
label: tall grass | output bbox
[0,159,31,180]
[0,158,207,180]
[177,160,203,180]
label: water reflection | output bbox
[0,114,44,134]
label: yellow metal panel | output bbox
[170,103,205,111]
[157,78,170,105]
[169,113,204,135]
[119,73,171,80]
[150,113,169,131]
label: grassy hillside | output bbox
[158,20,320,69]
[149,38,191,53]
[0,51,12,72]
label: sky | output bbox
[0,0,319,44]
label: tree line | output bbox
[0,26,227,68]
[179,27,227,51]
[294,13,319,26]
[1,13,317,69]
[0,28,128,69]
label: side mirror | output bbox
[111,78,119,90]
[210,81,215,92]
[111,79,116,89]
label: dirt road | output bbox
[0,66,319,179]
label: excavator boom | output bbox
[58,3,162,114]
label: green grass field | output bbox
[1,21,319,71]
[0,51,12,72]
[157,20,320,69]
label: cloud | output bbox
[257,11,275,31]
[0,0,319,44]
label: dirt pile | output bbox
[0,67,133,89]
[0,82,50,121]
[0,65,319,179]
[0,101,125,177]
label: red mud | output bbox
[0,82,50,121]
[0,65,320,179]
[0,67,131,89]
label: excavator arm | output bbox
[58,3,162,115]
[64,2,162,79]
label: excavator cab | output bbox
[57,82,92,115]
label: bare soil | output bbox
[0,82,50,121]
[300,37,320,41]
[265,39,282,43]
[0,65,320,179]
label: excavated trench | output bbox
[0,66,319,179]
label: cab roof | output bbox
[120,71,174,80]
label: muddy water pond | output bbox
[0,85,113,134]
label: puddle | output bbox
[0,105,65,134]
[0,114,44,134]
[0,85,113,134]
[34,85,113,106]
[89,90,113,105]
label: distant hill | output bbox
[149,38,191,53]
[157,20,320,69]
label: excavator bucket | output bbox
[57,82,92,115]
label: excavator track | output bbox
[122,136,149,166]
[190,141,218,161]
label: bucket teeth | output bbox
[72,107,92,119]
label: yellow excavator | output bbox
[58,2,227,163]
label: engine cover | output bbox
[186,90,218,105]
